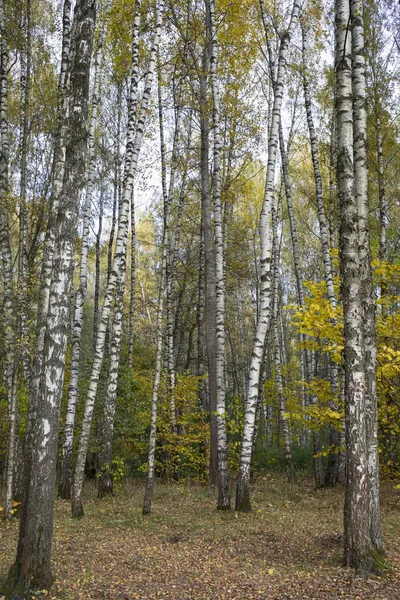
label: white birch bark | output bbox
[59,0,109,500]
[157,58,177,432]
[143,253,166,515]
[235,0,300,512]
[72,0,164,518]
[200,26,218,485]
[7,1,96,593]
[336,0,382,574]
[207,0,230,509]
[350,0,382,559]
[0,0,17,520]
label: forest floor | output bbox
[1,476,400,600]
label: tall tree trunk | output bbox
[235,0,300,512]
[200,27,218,485]
[207,0,230,509]
[142,45,178,514]
[17,0,32,392]
[0,0,17,522]
[350,0,382,560]
[158,56,177,432]
[72,0,163,518]
[59,2,109,499]
[4,1,96,595]
[336,0,382,574]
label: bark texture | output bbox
[336,0,383,574]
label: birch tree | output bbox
[59,0,109,500]
[72,0,164,518]
[336,0,383,574]
[0,0,18,522]
[3,1,96,594]
[207,0,230,510]
[235,0,300,512]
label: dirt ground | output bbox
[1,476,400,599]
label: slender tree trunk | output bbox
[0,0,17,522]
[158,56,177,432]
[376,110,388,304]
[200,33,218,486]
[17,0,32,393]
[72,0,163,518]
[5,2,96,595]
[142,258,166,515]
[59,4,109,499]
[236,0,300,512]
[207,0,230,509]
[128,189,136,368]
[197,223,207,411]
[142,42,180,514]
[272,196,294,478]
[301,21,340,486]
[93,182,104,348]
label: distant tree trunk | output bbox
[157,56,177,432]
[142,45,178,514]
[59,4,108,499]
[142,257,165,515]
[207,0,230,509]
[0,0,17,522]
[93,183,104,348]
[17,0,32,392]
[197,223,207,411]
[72,0,163,518]
[128,189,136,368]
[301,21,340,487]
[236,0,300,512]
[4,1,96,595]
[271,195,294,478]
[200,32,218,486]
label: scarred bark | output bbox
[336,0,383,574]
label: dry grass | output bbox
[1,476,400,599]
